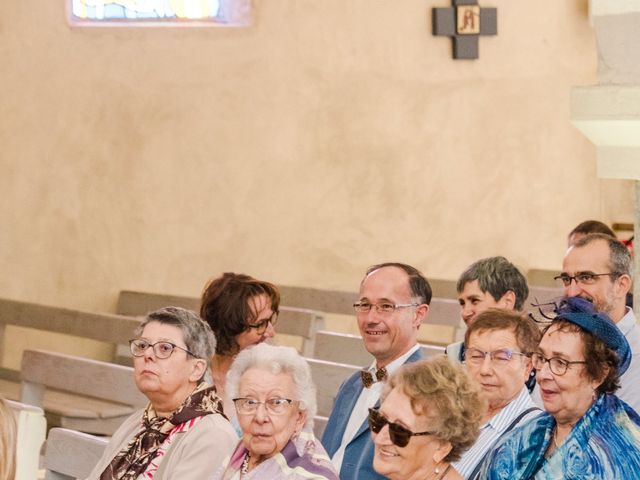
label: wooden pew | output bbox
[0,297,141,368]
[117,289,463,344]
[0,298,143,419]
[313,415,328,439]
[278,285,462,323]
[5,399,47,480]
[43,428,108,480]
[20,349,147,435]
[526,285,564,306]
[527,268,561,289]
[306,357,360,418]
[117,291,325,357]
[313,331,445,367]
[117,290,199,316]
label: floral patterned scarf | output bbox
[100,383,225,480]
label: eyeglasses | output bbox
[232,397,297,415]
[353,302,419,315]
[554,272,620,287]
[531,352,586,376]
[129,339,197,359]
[368,408,433,448]
[465,348,529,366]
[247,312,278,335]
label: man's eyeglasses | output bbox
[465,348,529,366]
[554,272,621,287]
[247,312,278,335]
[129,339,197,359]
[232,397,297,415]
[368,408,433,448]
[531,352,586,376]
[353,302,419,315]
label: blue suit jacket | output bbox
[321,348,425,480]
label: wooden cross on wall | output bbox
[432,0,497,60]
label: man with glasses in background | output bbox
[321,262,431,480]
[558,232,640,411]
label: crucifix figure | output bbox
[432,0,497,59]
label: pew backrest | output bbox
[6,399,46,480]
[0,297,142,378]
[21,349,147,435]
[526,286,564,307]
[117,289,462,341]
[117,291,325,357]
[43,428,108,480]
[313,415,328,439]
[313,331,445,366]
[0,297,140,346]
[306,357,360,418]
[527,269,561,289]
[119,287,357,317]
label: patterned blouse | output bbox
[213,427,339,480]
[478,393,640,479]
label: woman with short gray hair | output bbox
[214,343,338,479]
[87,307,237,480]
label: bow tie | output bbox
[361,367,388,388]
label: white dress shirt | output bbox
[452,386,540,479]
[616,307,640,413]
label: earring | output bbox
[435,466,440,474]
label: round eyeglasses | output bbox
[531,352,586,376]
[129,339,197,359]
[232,397,298,415]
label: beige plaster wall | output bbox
[0,1,634,361]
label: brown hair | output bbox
[384,357,485,462]
[200,272,280,356]
[465,309,541,355]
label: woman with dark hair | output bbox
[200,273,280,414]
[480,297,640,479]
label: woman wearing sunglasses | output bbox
[200,272,280,417]
[479,297,640,479]
[213,343,338,479]
[87,307,238,479]
[370,357,484,480]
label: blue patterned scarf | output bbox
[479,394,640,479]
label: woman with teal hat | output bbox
[479,296,640,479]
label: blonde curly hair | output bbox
[383,356,485,462]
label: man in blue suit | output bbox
[321,262,432,479]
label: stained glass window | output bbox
[69,0,251,26]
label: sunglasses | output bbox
[368,408,433,448]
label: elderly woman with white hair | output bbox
[213,343,339,479]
